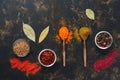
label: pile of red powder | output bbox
[10,58,42,76]
[93,50,117,71]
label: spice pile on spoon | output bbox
[59,26,72,67]
[79,27,91,67]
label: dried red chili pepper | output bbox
[93,50,117,71]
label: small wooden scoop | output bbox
[79,27,91,67]
[59,26,69,67]
[62,40,66,67]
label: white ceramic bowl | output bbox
[95,31,113,49]
[38,49,57,67]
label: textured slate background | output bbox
[0,0,120,80]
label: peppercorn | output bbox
[96,32,112,48]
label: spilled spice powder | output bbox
[73,27,92,42]
[73,27,81,42]
[59,17,66,26]
[55,34,61,44]
[93,50,117,71]
[10,58,42,76]
[66,31,72,44]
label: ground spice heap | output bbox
[94,50,117,71]
[79,27,92,40]
[10,58,42,76]
[73,27,82,42]
[55,26,72,44]
[13,39,30,57]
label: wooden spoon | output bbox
[62,40,66,67]
[83,39,87,67]
[79,27,91,67]
[59,26,69,67]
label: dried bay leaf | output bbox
[38,26,49,43]
[86,9,95,20]
[23,23,36,42]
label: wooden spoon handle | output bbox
[62,40,66,67]
[83,40,87,67]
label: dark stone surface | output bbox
[0,0,120,80]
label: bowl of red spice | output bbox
[38,49,57,67]
[95,31,113,49]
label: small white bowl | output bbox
[38,49,57,67]
[13,39,30,57]
[95,31,113,49]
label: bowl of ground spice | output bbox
[13,39,30,57]
[95,31,113,49]
[38,49,57,67]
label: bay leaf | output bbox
[23,23,36,42]
[86,9,95,20]
[38,26,49,43]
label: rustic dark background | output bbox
[0,0,120,80]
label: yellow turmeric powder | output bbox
[79,27,92,40]
[73,27,82,42]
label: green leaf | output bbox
[86,9,95,20]
[23,23,36,42]
[38,26,49,43]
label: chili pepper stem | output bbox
[83,40,87,67]
[62,40,66,67]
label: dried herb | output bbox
[86,9,95,20]
[10,58,42,76]
[23,23,36,42]
[38,26,49,43]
